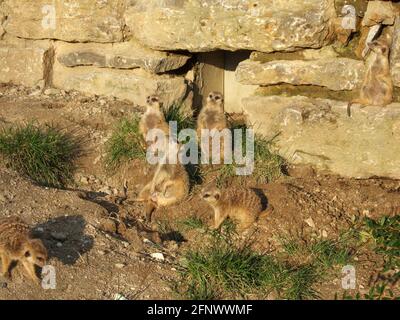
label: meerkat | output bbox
[197,92,229,162]
[347,40,393,116]
[139,95,170,147]
[136,159,190,221]
[0,217,47,285]
[201,185,264,232]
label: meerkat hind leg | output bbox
[0,253,11,278]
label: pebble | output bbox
[115,263,125,269]
[51,231,67,241]
[305,217,316,228]
[150,253,165,261]
[56,242,63,248]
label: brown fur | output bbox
[349,40,393,114]
[201,186,263,232]
[139,95,170,146]
[0,217,47,285]
[137,161,189,221]
[197,92,229,163]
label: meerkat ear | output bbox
[214,191,221,201]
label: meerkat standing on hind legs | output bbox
[347,39,393,117]
[0,217,47,285]
[197,92,230,163]
[201,185,264,232]
[139,95,170,148]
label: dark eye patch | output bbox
[24,251,31,258]
[203,193,211,198]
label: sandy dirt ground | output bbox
[0,84,398,300]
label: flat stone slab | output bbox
[236,58,365,91]
[243,95,400,179]
[55,41,191,74]
[125,0,336,52]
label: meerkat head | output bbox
[368,40,389,56]
[23,239,47,267]
[201,186,222,206]
[206,91,224,107]
[146,95,162,111]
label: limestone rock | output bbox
[2,0,125,42]
[243,95,400,179]
[236,58,365,91]
[53,60,191,108]
[55,41,190,74]
[391,17,400,88]
[125,0,336,52]
[0,36,52,87]
[362,1,396,27]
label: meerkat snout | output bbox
[24,239,48,268]
[146,95,160,107]
[206,91,224,105]
[201,187,221,204]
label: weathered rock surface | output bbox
[243,95,400,179]
[236,58,365,91]
[55,41,191,74]
[0,37,51,87]
[362,1,396,27]
[53,61,191,108]
[391,17,400,88]
[125,0,337,52]
[2,0,125,42]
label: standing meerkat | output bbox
[139,95,170,146]
[197,92,229,162]
[348,40,393,116]
[0,217,47,285]
[136,160,190,221]
[201,185,264,232]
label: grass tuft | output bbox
[0,122,79,188]
[162,104,195,135]
[105,116,146,169]
[173,228,329,300]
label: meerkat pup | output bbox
[0,217,47,285]
[139,95,170,147]
[348,40,393,115]
[136,160,190,221]
[197,92,229,162]
[201,185,264,232]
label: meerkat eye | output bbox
[203,193,211,198]
[24,251,31,258]
[209,94,213,99]
[151,97,158,102]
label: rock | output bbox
[236,58,365,91]
[391,17,400,88]
[99,218,117,234]
[50,231,67,241]
[242,95,400,179]
[362,1,396,27]
[44,88,61,96]
[125,0,336,52]
[0,36,52,87]
[56,242,63,248]
[115,263,125,269]
[53,60,191,109]
[150,252,165,262]
[302,46,339,60]
[305,217,316,228]
[55,41,191,74]
[2,0,125,42]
